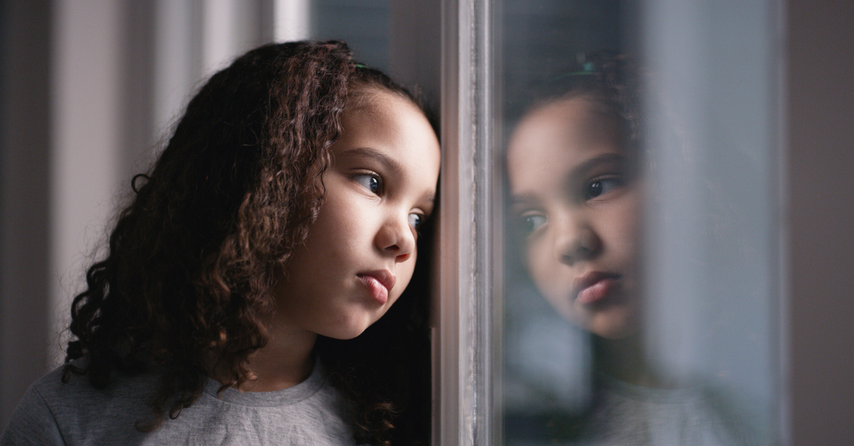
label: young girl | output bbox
[1,40,440,445]
[506,55,750,445]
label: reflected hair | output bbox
[526,52,642,148]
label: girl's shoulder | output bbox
[1,363,161,445]
[586,378,762,445]
[3,360,361,445]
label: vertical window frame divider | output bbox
[436,0,501,444]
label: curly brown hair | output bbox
[525,53,642,146]
[63,40,433,445]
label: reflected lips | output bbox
[357,270,396,305]
[573,272,620,305]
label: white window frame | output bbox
[434,0,501,443]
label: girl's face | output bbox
[508,96,642,339]
[273,89,440,340]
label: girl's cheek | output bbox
[527,241,555,289]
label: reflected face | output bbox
[273,90,440,340]
[508,96,642,339]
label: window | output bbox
[436,0,781,443]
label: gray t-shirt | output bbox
[1,361,357,445]
[579,377,756,446]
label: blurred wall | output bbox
[1,0,53,426]
[787,0,854,444]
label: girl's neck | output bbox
[593,333,666,388]
[215,323,318,392]
[244,328,317,392]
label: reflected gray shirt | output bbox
[1,361,356,445]
[581,377,757,446]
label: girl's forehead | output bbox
[347,85,411,112]
[525,96,601,130]
[509,97,617,159]
[507,96,625,194]
[344,90,425,129]
[335,89,439,159]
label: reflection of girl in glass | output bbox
[507,55,750,445]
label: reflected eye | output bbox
[519,213,547,234]
[584,176,624,200]
[353,173,382,194]
[408,213,424,230]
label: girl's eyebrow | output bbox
[510,152,626,207]
[338,147,403,176]
[339,147,436,205]
[569,153,627,179]
[510,192,539,209]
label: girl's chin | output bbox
[588,324,639,340]
[581,310,640,340]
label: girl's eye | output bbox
[408,213,424,229]
[584,176,624,200]
[519,213,547,234]
[354,173,382,194]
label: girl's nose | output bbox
[555,217,601,265]
[376,213,416,262]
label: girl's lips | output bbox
[357,270,396,305]
[572,272,621,305]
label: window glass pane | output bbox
[311,0,391,72]
[498,1,779,444]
